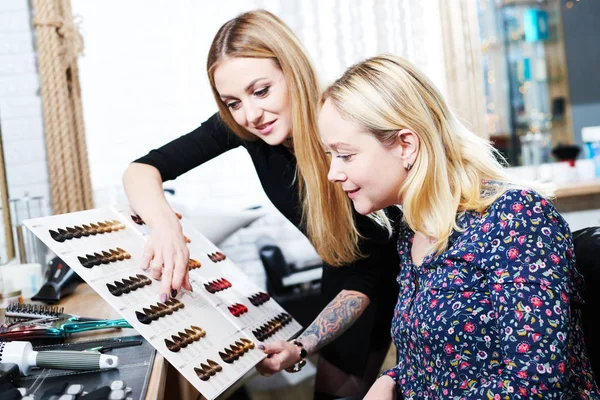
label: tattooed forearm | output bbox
[297,290,370,354]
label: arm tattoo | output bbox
[297,290,370,354]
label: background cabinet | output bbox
[477,0,573,166]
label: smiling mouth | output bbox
[345,188,360,199]
[255,121,275,130]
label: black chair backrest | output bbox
[258,244,294,295]
[573,226,600,381]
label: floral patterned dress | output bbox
[383,189,600,399]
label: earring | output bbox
[405,162,412,172]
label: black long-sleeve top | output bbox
[134,113,401,375]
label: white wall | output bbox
[71,0,446,211]
[69,1,446,286]
[0,0,51,263]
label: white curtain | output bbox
[256,0,446,89]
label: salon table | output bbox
[24,283,171,400]
[37,283,252,400]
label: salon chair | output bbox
[573,226,600,382]
[256,235,324,328]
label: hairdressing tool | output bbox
[0,362,20,393]
[1,304,132,342]
[83,338,143,353]
[0,318,132,342]
[5,303,105,322]
[0,341,119,375]
[31,256,83,304]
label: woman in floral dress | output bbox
[305,54,600,399]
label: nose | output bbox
[327,160,347,183]
[244,101,263,126]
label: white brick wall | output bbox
[0,0,51,262]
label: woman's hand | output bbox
[364,376,396,400]
[255,341,302,376]
[140,212,192,300]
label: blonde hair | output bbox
[207,10,360,266]
[318,54,552,257]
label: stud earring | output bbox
[406,162,412,172]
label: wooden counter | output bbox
[4,284,169,400]
[555,179,600,198]
[2,284,262,400]
[554,179,600,213]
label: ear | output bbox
[393,129,419,166]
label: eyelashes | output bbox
[248,292,270,307]
[227,303,248,317]
[49,220,125,242]
[135,297,184,325]
[207,252,226,263]
[164,325,206,352]
[219,338,255,364]
[106,274,151,296]
[252,313,292,342]
[204,278,232,294]
[194,359,223,381]
[77,248,131,268]
[188,258,201,270]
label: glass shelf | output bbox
[477,0,570,166]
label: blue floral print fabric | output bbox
[383,189,600,399]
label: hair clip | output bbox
[248,292,270,306]
[135,297,184,324]
[188,258,201,270]
[78,248,131,269]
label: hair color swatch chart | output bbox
[24,206,303,400]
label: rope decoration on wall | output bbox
[32,0,93,214]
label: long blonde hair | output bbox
[207,10,360,266]
[318,54,552,257]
